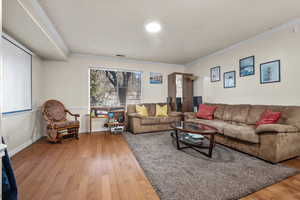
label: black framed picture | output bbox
[260,60,281,84]
[210,66,220,82]
[224,71,236,88]
[240,56,255,77]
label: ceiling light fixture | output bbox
[145,22,161,33]
[115,54,125,57]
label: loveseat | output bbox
[127,103,182,134]
[184,103,300,163]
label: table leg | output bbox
[208,133,215,157]
[175,130,180,150]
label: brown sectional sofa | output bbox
[127,103,182,134]
[184,103,300,163]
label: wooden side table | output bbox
[89,115,108,133]
[89,106,125,133]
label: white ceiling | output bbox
[3,0,69,60]
[5,0,300,64]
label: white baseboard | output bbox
[79,128,108,133]
[9,135,43,157]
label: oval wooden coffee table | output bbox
[170,121,218,158]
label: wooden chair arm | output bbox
[65,109,80,120]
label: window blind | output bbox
[2,36,32,114]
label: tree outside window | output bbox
[90,69,141,106]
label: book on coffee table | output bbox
[187,133,204,139]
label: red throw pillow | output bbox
[256,110,281,126]
[196,104,217,120]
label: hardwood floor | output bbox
[12,133,159,200]
[11,133,300,200]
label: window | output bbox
[2,35,32,114]
[89,68,142,106]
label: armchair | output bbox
[42,100,80,143]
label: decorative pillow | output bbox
[155,104,168,117]
[196,104,217,120]
[136,105,148,117]
[256,110,281,126]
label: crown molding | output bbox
[16,0,69,60]
[185,18,300,67]
[71,53,185,67]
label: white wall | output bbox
[42,54,185,132]
[186,25,300,106]
[2,56,45,155]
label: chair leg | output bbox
[75,127,79,139]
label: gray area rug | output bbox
[124,132,299,200]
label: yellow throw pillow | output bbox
[136,105,148,117]
[156,104,168,117]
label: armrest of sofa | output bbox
[128,113,143,119]
[183,112,197,120]
[256,124,299,134]
[169,112,182,117]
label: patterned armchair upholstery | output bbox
[42,100,80,143]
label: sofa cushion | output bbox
[231,105,250,123]
[140,116,176,125]
[136,105,149,117]
[184,112,197,120]
[246,105,267,125]
[156,104,168,117]
[256,110,281,126]
[169,112,182,117]
[282,107,300,130]
[214,104,226,120]
[256,124,298,134]
[140,117,160,125]
[128,113,143,118]
[143,104,156,116]
[49,120,80,129]
[159,117,177,124]
[222,105,235,121]
[265,106,285,124]
[224,124,259,143]
[196,104,217,120]
[186,118,228,134]
[127,104,136,114]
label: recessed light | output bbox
[145,22,161,33]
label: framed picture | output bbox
[260,60,281,84]
[224,71,236,88]
[240,56,255,77]
[210,66,220,82]
[150,72,163,84]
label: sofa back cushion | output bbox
[231,105,251,123]
[246,105,267,125]
[222,105,235,121]
[282,106,300,130]
[214,104,226,120]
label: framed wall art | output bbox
[150,72,163,84]
[240,56,255,77]
[260,60,281,84]
[210,66,220,82]
[224,71,236,88]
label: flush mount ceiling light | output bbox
[145,22,161,33]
